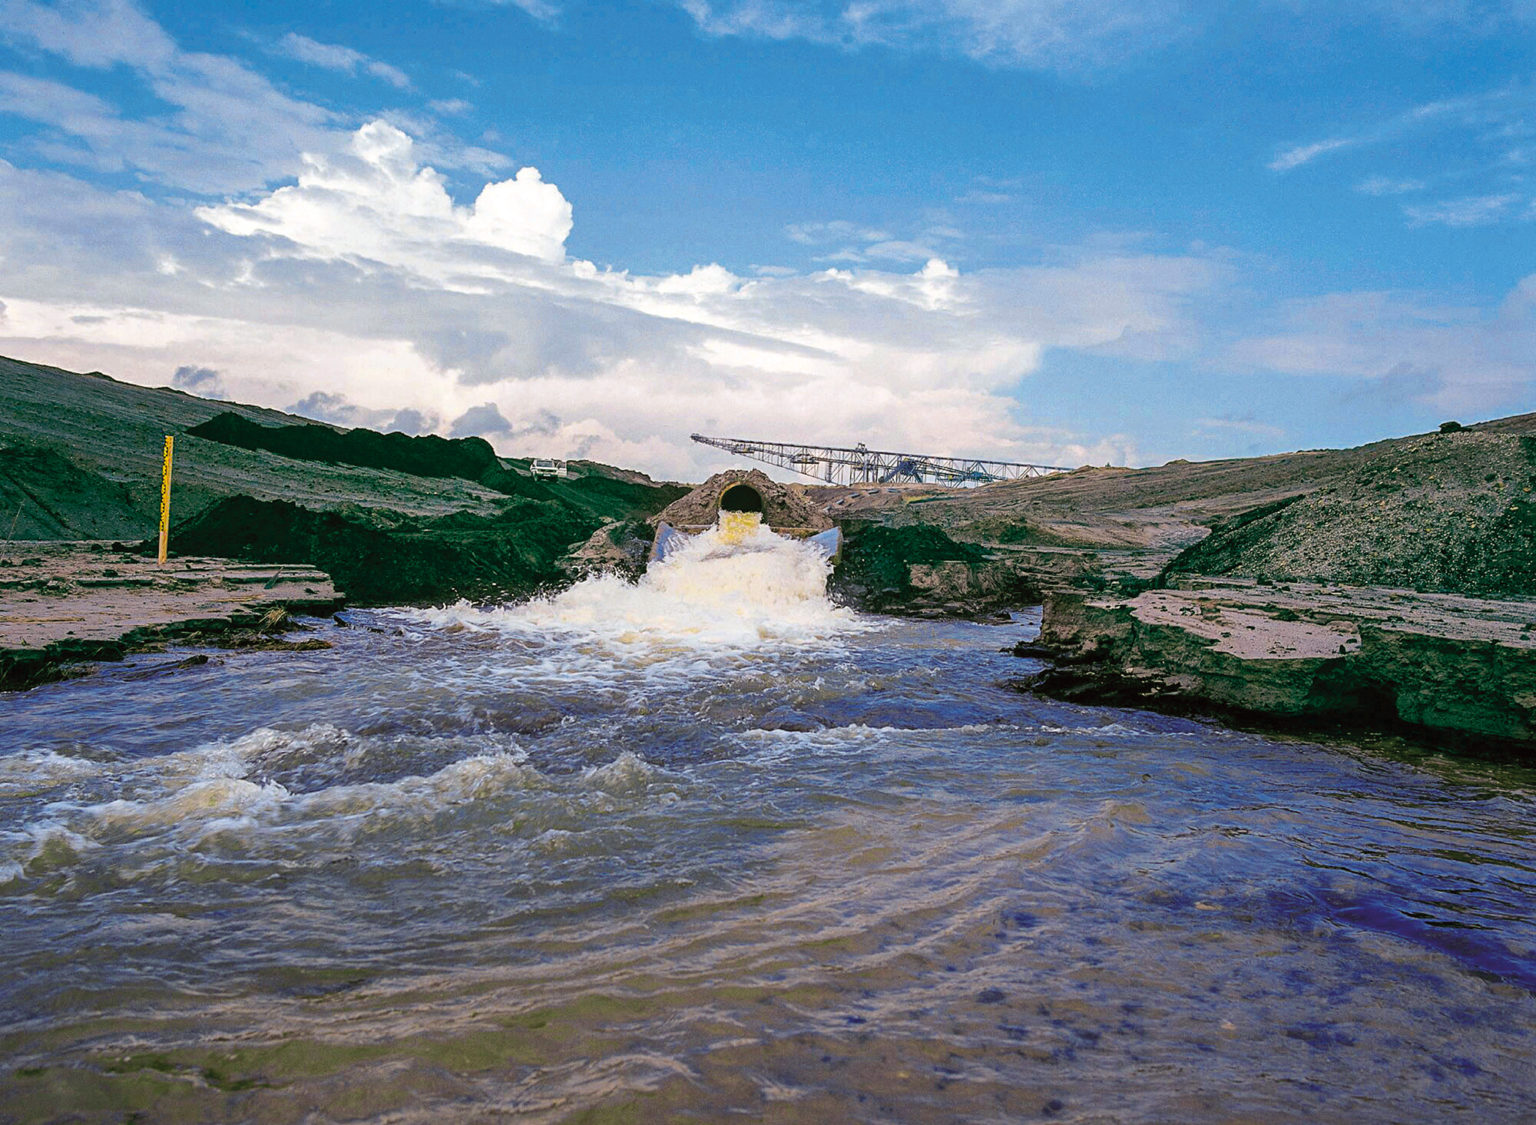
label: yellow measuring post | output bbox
[157,435,174,566]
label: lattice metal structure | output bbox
[690,434,1070,487]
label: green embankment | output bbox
[162,432,688,604]
[163,465,686,606]
[1164,432,1536,598]
[187,412,502,481]
[169,496,602,605]
[0,442,144,540]
[1,356,687,604]
[1,356,515,532]
[829,522,989,611]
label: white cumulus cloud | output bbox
[197,121,573,267]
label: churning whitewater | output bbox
[416,518,864,650]
[2,526,1534,1123]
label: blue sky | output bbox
[0,0,1531,478]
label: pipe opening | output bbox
[718,484,764,514]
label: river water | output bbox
[2,525,1534,1122]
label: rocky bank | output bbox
[0,541,342,690]
[806,414,1536,752]
[1022,579,1536,756]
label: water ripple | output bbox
[2,547,1534,1121]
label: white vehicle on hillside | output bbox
[530,458,568,479]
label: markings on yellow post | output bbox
[157,435,174,566]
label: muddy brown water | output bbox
[1,528,1533,1122]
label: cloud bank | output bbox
[0,0,1529,481]
[0,106,1528,477]
[0,110,1223,475]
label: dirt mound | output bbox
[169,495,602,605]
[188,412,502,482]
[561,474,689,522]
[0,442,147,540]
[1165,431,1536,598]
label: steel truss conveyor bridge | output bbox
[691,433,1071,487]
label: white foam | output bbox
[1038,722,1150,739]
[736,724,896,746]
[582,750,664,795]
[294,751,539,818]
[0,724,545,877]
[130,726,300,785]
[92,777,292,835]
[731,724,893,763]
[408,522,867,654]
[0,750,105,797]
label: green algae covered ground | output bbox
[829,522,990,613]
[1164,430,1536,599]
[169,495,607,605]
[0,356,685,605]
